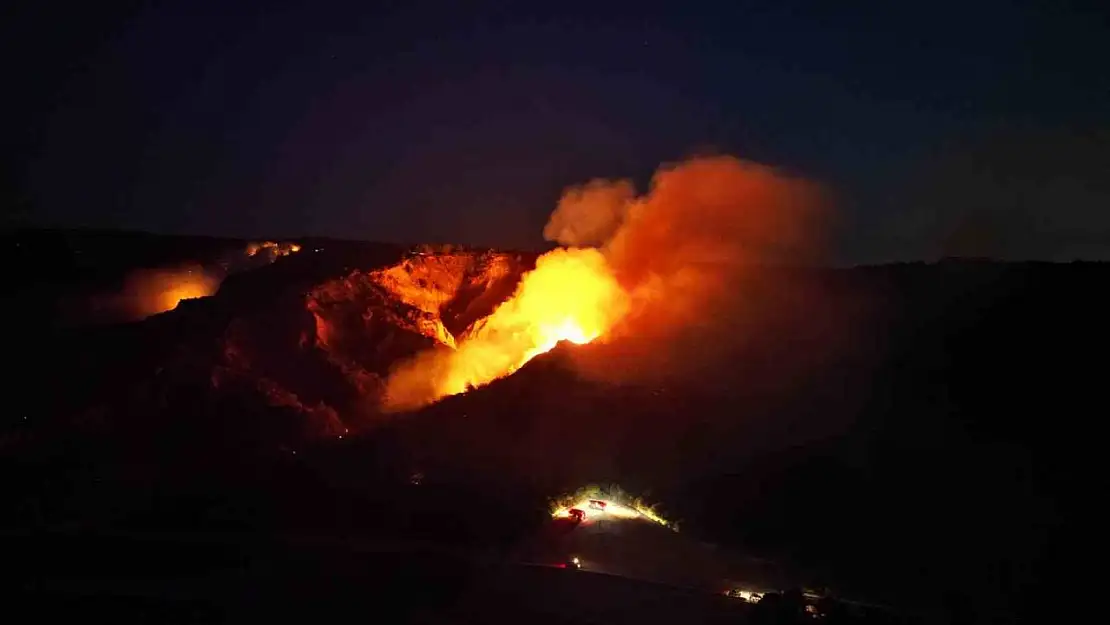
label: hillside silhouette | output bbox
[3,228,1101,622]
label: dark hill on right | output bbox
[378,258,1107,622]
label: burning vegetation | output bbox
[246,240,302,260]
[381,247,628,410]
[157,155,823,433]
[379,155,823,411]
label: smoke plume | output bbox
[382,154,827,409]
[543,178,635,247]
[550,155,827,384]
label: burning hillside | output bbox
[381,247,629,410]
[103,240,304,321]
[202,155,826,426]
[13,156,827,457]
[380,155,823,411]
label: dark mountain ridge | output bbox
[3,229,1102,620]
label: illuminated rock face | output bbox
[303,247,530,383]
[214,247,534,432]
[31,244,539,446]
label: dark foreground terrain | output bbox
[3,229,1103,623]
[12,530,836,625]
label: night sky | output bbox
[7,1,1109,262]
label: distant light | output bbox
[726,589,763,602]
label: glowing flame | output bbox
[552,497,673,529]
[382,155,821,410]
[246,240,301,258]
[383,247,629,410]
[120,265,223,318]
[438,247,628,395]
[157,270,221,311]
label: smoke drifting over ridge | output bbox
[549,156,823,274]
[549,156,827,384]
[382,155,828,409]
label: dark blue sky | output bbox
[7,0,1109,261]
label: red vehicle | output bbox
[567,508,586,523]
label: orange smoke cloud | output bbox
[382,155,825,409]
[109,241,302,321]
[543,178,635,247]
[566,155,826,382]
